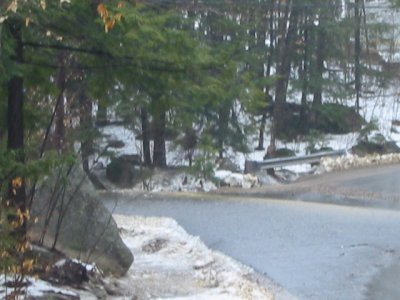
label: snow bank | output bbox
[148,173,217,193]
[318,153,400,173]
[111,214,281,300]
[0,276,80,300]
[215,170,259,189]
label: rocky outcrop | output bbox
[29,165,133,276]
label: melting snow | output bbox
[108,214,290,300]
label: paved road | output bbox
[231,163,400,210]
[100,164,400,300]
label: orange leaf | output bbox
[97,3,109,19]
[106,18,116,31]
[12,177,22,188]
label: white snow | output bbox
[0,276,79,300]
[54,258,97,272]
[318,152,400,173]
[105,214,288,300]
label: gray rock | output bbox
[29,165,133,276]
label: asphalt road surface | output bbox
[101,164,400,300]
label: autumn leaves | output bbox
[97,2,125,33]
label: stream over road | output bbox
[100,164,400,300]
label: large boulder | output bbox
[29,165,133,276]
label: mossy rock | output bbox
[276,103,366,140]
[263,148,295,160]
[275,148,296,157]
[351,141,400,156]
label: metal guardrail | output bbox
[245,150,346,173]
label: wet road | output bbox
[101,164,400,300]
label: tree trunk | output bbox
[257,114,267,150]
[309,13,326,125]
[6,19,26,234]
[300,13,310,133]
[312,22,325,108]
[354,0,362,113]
[79,84,93,174]
[152,99,167,168]
[217,105,230,159]
[54,56,66,152]
[257,0,275,150]
[141,107,152,166]
[273,2,298,137]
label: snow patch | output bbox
[0,276,79,300]
[318,153,400,173]
[111,214,284,300]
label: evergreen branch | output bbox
[23,41,113,58]
[22,41,188,72]
[21,60,189,73]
